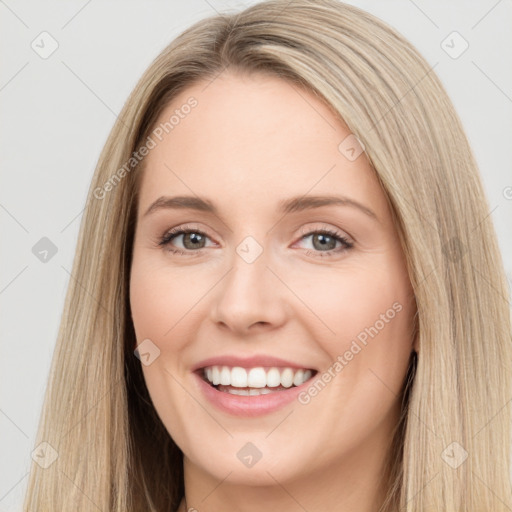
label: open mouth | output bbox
[198,365,318,396]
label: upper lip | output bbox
[191,355,317,372]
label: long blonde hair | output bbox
[24,1,512,510]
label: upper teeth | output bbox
[204,366,313,388]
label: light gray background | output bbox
[1,1,511,510]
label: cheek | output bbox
[299,261,412,345]
[129,255,209,345]
[293,274,413,454]
[130,269,167,347]
[130,258,206,442]
[301,258,414,402]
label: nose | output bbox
[209,246,288,336]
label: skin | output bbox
[129,71,417,512]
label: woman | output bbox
[24,0,512,510]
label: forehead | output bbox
[137,71,386,219]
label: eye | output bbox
[158,225,354,258]
[295,227,354,258]
[158,225,214,255]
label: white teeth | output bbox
[202,365,314,389]
[280,368,294,388]
[247,367,267,388]
[293,369,304,386]
[231,367,247,387]
[220,386,277,396]
[266,368,281,387]
[220,366,231,385]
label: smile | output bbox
[191,355,319,416]
[202,365,315,395]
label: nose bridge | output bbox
[210,234,286,332]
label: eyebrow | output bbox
[143,194,379,221]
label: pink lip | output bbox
[193,372,314,417]
[191,354,316,372]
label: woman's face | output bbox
[130,71,416,503]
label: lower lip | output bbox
[193,372,312,417]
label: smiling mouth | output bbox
[198,365,318,396]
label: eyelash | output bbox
[158,226,354,259]
[300,227,354,258]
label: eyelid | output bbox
[159,223,216,246]
[294,225,353,255]
[297,222,354,244]
[158,222,354,257]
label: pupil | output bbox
[185,233,203,248]
[313,234,335,251]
